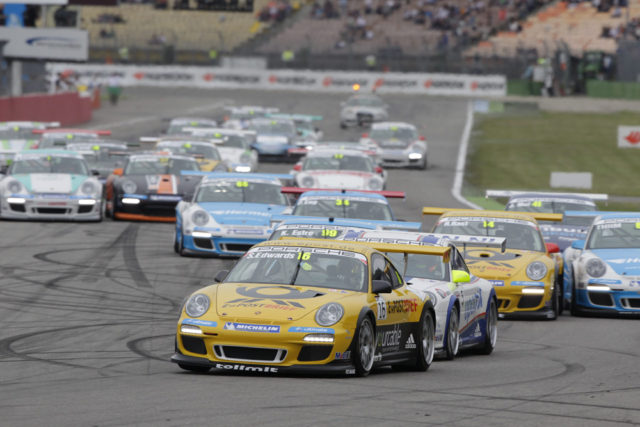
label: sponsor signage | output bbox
[1,28,88,61]
[46,63,507,96]
[617,126,640,148]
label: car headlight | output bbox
[526,261,548,281]
[8,180,23,194]
[80,180,97,195]
[191,209,209,226]
[368,178,383,191]
[315,302,344,326]
[121,180,137,194]
[301,176,315,188]
[408,152,423,160]
[586,258,606,278]
[240,152,252,163]
[184,293,210,318]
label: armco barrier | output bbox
[0,92,92,126]
[46,63,507,97]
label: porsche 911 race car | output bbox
[105,153,201,222]
[174,173,292,256]
[33,128,112,150]
[171,239,441,376]
[0,150,103,221]
[181,127,258,173]
[360,122,428,169]
[0,121,59,151]
[425,207,563,319]
[564,213,640,316]
[269,217,381,240]
[166,117,218,135]
[290,148,386,191]
[486,190,607,251]
[223,106,279,130]
[249,118,300,157]
[267,113,323,144]
[66,140,133,183]
[342,231,500,359]
[150,137,231,172]
[339,94,388,129]
[278,188,421,231]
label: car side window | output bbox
[387,260,404,289]
[371,254,392,283]
[451,247,470,274]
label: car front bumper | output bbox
[182,234,266,256]
[1,196,101,221]
[574,287,640,315]
[494,281,556,319]
[114,194,181,222]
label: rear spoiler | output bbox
[422,207,563,222]
[266,113,323,121]
[348,231,506,253]
[282,187,405,198]
[33,129,111,136]
[269,214,420,231]
[181,171,293,180]
[485,190,608,202]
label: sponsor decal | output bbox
[210,209,271,217]
[376,296,387,320]
[323,77,368,87]
[489,280,504,286]
[377,324,401,351]
[289,326,335,334]
[215,363,278,373]
[625,131,640,145]
[345,368,356,375]
[435,288,448,298]
[387,299,419,314]
[404,333,416,349]
[269,75,317,85]
[424,79,464,89]
[463,290,483,322]
[374,78,418,88]
[608,258,640,264]
[373,353,382,362]
[202,74,260,84]
[134,72,194,81]
[150,195,181,201]
[224,322,280,333]
[335,351,351,360]
[182,318,217,327]
[471,81,506,91]
[588,278,622,285]
[473,324,482,337]
[511,281,545,286]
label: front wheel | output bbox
[570,273,581,316]
[353,315,376,377]
[478,298,498,355]
[549,283,559,320]
[556,278,564,316]
[414,308,435,371]
[178,363,210,373]
[444,305,460,361]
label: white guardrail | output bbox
[47,63,507,97]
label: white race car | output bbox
[165,117,218,135]
[181,127,258,173]
[339,94,388,129]
[223,106,279,130]
[360,122,428,169]
[343,231,501,358]
[291,147,386,191]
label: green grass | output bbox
[465,111,640,200]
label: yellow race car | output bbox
[424,208,563,320]
[151,137,231,172]
[171,239,444,376]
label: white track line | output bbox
[451,101,482,209]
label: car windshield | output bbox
[0,128,35,139]
[561,215,596,227]
[303,155,373,172]
[157,142,220,160]
[386,253,447,281]
[506,199,595,213]
[295,120,314,132]
[252,120,296,137]
[433,217,545,252]
[40,133,98,149]
[224,245,369,292]
[195,181,287,205]
[219,135,246,148]
[370,127,417,142]
[68,143,127,168]
[346,96,384,107]
[586,220,640,249]
[11,155,89,175]
[293,197,393,221]
[270,226,351,240]
[124,156,199,175]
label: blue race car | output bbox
[566,212,640,316]
[175,173,292,256]
[269,216,381,241]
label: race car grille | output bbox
[35,207,69,214]
[497,299,510,309]
[621,298,640,308]
[142,206,176,217]
[517,295,543,309]
[181,336,207,355]
[194,238,214,249]
[588,292,614,307]
[9,203,26,212]
[221,243,254,252]
[214,345,287,363]
[78,205,93,214]
[297,345,333,362]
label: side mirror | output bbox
[419,135,426,141]
[451,270,470,284]
[214,270,229,283]
[546,242,560,254]
[293,164,302,172]
[112,167,124,176]
[371,279,392,294]
[91,169,101,176]
[571,239,585,250]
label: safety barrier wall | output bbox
[47,63,507,97]
[0,92,93,125]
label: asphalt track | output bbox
[1,88,639,427]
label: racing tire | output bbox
[548,283,559,321]
[556,277,564,316]
[414,308,435,371]
[570,273,582,316]
[419,156,428,170]
[173,229,180,254]
[444,305,460,361]
[353,315,376,377]
[109,196,118,221]
[178,363,210,373]
[478,298,498,355]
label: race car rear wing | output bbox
[485,190,608,202]
[33,128,111,136]
[266,113,323,121]
[283,187,405,198]
[269,214,421,231]
[181,171,293,181]
[422,207,563,222]
[345,231,506,253]
[182,127,257,138]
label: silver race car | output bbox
[360,122,428,169]
[339,93,388,129]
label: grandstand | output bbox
[466,0,638,58]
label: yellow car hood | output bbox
[215,282,356,321]
[198,159,220,172]
[462,247,547,280]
